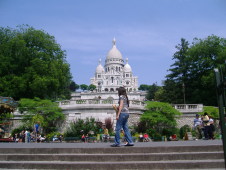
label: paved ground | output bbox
[0,139,223,148]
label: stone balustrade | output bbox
[59,101,203,114]
[172,104,203,113]
[58,99,146,107]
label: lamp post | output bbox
[182,83,186,104]
[214,67,226,168]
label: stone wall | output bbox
[176,113,196,128]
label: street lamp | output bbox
[182,83,186,104]
[214,67,226,168]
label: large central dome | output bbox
[106,38,123,60]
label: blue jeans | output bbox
[114,112,133,145]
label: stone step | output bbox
[0,145,223,154]
[0,160,224,169]
[0,141,224,169]
[0,152,223,162]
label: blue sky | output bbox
[1,0,226,86]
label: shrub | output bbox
[11,125,33,136]
[179,125,191,139]
[46,132,62,142]
[105,117,114,134]
[64,118,99,138]
[162,127,179,138]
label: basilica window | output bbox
[126,81,130,85]
[119,67,120,71]
[116,67,118,71]
[74,113,81,115]
[111,77,114,83]
[98,75,101,78]
[126,74,129,77]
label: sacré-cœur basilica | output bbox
[59,38,147,129]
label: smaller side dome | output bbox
[96,59,104,73]
[124,58,132,72]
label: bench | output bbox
[64,137,81,143]
[0,138,14,143]
[64,137,96,143]
[88,137,96,142]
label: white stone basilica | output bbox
[58,39,146,128]
[90,38,138,93]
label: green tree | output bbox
[154,86,164,101]
[75,83,80,91]
[80,84,88,91]
[135,101,181,138]
[138,84,150,91]
[18,97,65,134]
[186,35,226,106]
[162,35,226,106]
[161,38,190,104]
[167,38,190,83]
[146,83,161,101]
[69,81,79,92]
[88,84,96,91]
[0,25,72,100]
[159,79,183,103]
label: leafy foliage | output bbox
[138,84,150,91]
[159,35,226,106]
[179,125,191,139]
[0,104,14,125]
[146,83,161,101]
[104,117,114,134]
[199,106,219,119]
[69,81,79,92]
[0,25,72,100]
[138,84,161,101]
[88,84,96,91]
[64,118,99,137]
[18,98,65,134]
[80,84,88,91]
[135,101,181,137]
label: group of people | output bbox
[12,130,46,143]
[82,126,110,143]
[194,112,215,140]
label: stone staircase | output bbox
[0,144,225,169]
